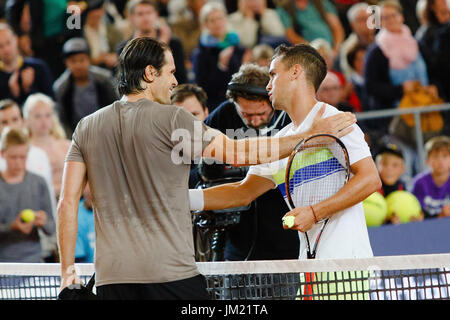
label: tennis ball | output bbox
[362,192,387,227]
[385,191,421,223]
[21,209,35,223]
[283,216,296,228]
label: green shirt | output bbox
[276,0,337,46]
[43,0,67,38]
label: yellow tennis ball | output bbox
[385,191,421,223]
[282,216,296,228]
[21,209,35,223]
[363,192,388,227]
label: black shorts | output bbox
[96,274,210,300]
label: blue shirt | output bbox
[75,199,95,262]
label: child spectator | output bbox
[375,143,407,197]
[0,127,55,262]
[23,93,71,200]
[411,136,450,218]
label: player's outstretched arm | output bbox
[285,157,382,232]
[191,174,276,212]
[202,104,356,167]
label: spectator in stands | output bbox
[339,2,375,81]
[83,0,124,71]
[363,0,439,149]
[23,93,71,200]
[196,63,298,261]
[53,37,118,136]
[375,143,407,198]
[416,0,450,100]
[0,23,54,106]
[170,83,209,188]
[171,83,209,121]
[276,0,345,56]
[411,136,450,219]
[364,1,434,114]
[192,2,246,111]
[0,127,55,262]
[346,43,368,110]
[228,0,286,49]
[171,0,205,67]
[311,38,361,112]
[251,43,274,67]
[75,183,95,263]
[0,99,53,198]
[5,0,86,78]
[0,98,57,261]
[316,71,354,113]
[117,0,187,84]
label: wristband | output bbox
[310,205,318,223]
[189,189,204,211]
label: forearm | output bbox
[313,160,381,221]
[226,133,305,166]
[57,199,79,279]
[203,181,252,211]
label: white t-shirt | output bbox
[247,102,374,260]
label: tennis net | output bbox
[0,254,449,300]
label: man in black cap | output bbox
[53,37,118,136]
[192,63,299,261]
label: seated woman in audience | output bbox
[192,2,246,111]
[276,0,344,56]
[0,127,55,262]
[364,0,437,114]
[23,93,71,201]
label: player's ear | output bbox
[291,64,303,80]
[144,65,155,83]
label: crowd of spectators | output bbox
[0,0,449,263]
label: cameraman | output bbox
[195,63,299,261]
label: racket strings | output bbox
[288,141,347,208]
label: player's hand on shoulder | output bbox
[309,103,356,139]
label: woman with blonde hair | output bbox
[23,93,71,200]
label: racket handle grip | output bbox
[310,205,318,224]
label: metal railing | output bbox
[355,103,450,172]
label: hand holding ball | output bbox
[21,209,35,223]
[282,215,296,228]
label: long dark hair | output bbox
[117,37,170,96]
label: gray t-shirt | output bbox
[66,98,220,286]
[0,171,55,262]
[73,79,99,125]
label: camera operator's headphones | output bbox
[227,81,286,136]
[227,82,269,98]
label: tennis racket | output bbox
[284,134,350,259]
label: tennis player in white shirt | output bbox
[190,44,381,260]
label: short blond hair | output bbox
[425,136,450,158]
[0,127,29,151]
